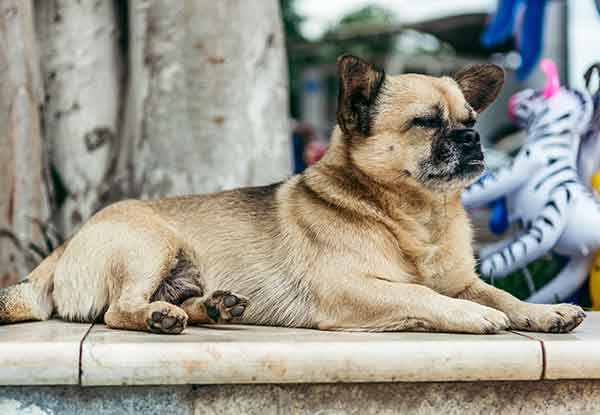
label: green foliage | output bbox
[481,254,591,306]
[323,5,396,61]
[280,0,306,44]
[338,5,393,25]
[485,255,566,301]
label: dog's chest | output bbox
[414,214,475,294]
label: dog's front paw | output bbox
[147,302,188,334]
[446,301,510,334]
[510,303,586,333]
[472,306,511,334]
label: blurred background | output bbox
[286,0,598,164]
[1,0,600,303]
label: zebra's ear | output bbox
[454,64,505,113]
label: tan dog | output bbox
[0,55,585,334]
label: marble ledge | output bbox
[0,320,92,385]
[80,324,542,386]
[517,312,600,380]
[3,313,600,386]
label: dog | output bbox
[0,54,585,334]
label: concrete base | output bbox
[2,380,600,415]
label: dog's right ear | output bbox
[336,54,385,136]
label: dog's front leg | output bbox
[456,278,585,333]
[316,277,510,333]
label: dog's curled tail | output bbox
[0,243,67,324]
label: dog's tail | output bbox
[0,243,67,324]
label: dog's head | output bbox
[336,54,504,191]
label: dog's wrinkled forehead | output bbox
[375,74,477,130]
[335,54,503,137]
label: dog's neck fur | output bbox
[304,128,460,225]
[301,127,463,261]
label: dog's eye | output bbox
[413,116,442,128]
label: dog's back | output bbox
[0,181,320,329]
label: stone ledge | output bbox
[0,320,91,385]
[80,324,542,385]
[518,313,600,380]
[0,312,599,386]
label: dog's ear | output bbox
[336,54,385,136]
[454,64,504,113]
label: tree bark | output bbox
[35,0,123,234]
[0,0,50,284]
[0,0,292,285]
[124,0,291,199]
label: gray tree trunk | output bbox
[35,0,123,235]
[0,0,292,286]
[0,0,50,285]
[125,0,291,199]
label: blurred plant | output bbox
[0,219,65,277]
[281,0,313,118]
[323,5,396,61]
[481,255,567,302]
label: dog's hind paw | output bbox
[207,290,248,323]
[146,302,188,334]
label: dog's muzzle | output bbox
[451,128,483,164]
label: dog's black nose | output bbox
[453,129,480,145]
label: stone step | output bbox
[0,312,598,386]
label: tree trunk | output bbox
[35,0,123,234]
[0,0,292,285]
[125,0,291,199]
[0,0,50,285]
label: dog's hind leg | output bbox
[98,225,194,334]
[106,299,189,334]
[181,290,248,325]
[49,218,189,334]
[103,249,190,334]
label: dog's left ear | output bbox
[336,54,386,136]
[454,64,504,113]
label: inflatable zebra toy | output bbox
[580,63,600,308]
[463,60,595,303]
